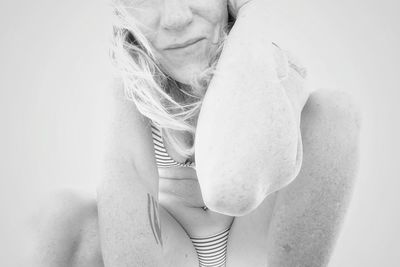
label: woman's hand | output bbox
[275,47,311,126]
[228,0,270,18]
[228,0,252,17]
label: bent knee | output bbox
[30,189,99,266]
[298,90,361,193]
[302,89,362,139]
[39,189,96,222]
[300,89,361,178]
[32,189,97,243]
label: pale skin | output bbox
[28,0,361,266]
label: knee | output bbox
[296,90,362,198]
[28,189,99,266]
[302,89,362,143]
[35,189,96,227]
[31,189,98,251]
[299,89,361,186]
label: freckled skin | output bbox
[28,1,361,266]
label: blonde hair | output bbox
[109,2,233,159]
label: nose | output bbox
[160,0,193,31]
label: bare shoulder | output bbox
[102,76,157,174]
[106,76,149,125]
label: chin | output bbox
[169,63,210,85]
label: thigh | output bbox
[76,202,199,267]
[261,90,360,267]
[226,89,361,267]
[29,189,199,267]
[79,200,199,267]
[91,202,199,267]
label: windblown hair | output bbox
[109,2,234,159]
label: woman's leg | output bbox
[226,89,361,267]
[28,190,103,267]
[28,189,199,267]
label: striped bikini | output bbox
[190,228,231,267]
[150,122,231,267]
[150,122,196,169]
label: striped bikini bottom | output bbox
[189,227,231,267]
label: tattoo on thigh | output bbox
[147,193,163,247]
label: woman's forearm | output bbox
[195,1,299,216]
[97,155,164,267]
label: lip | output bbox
[164,37,205,50]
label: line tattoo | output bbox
[147,193,163,246]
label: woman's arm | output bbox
[195,0,302,216]
[97,79,164,266]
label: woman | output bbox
[31,0,361,266]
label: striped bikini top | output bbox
[150,122,196,169]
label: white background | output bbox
[1,0,399,266]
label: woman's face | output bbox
[122,0,229,84]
